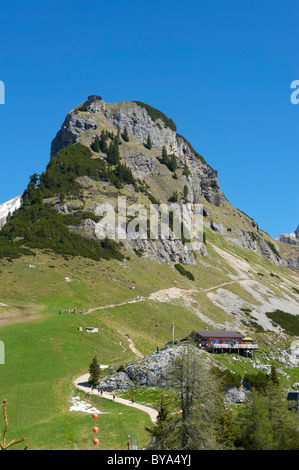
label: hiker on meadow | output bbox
[113,393,116,400]
[131,396,135,404]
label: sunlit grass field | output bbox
[0,232,298,450]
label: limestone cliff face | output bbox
[50,100,226,208]
[49,99,299,271]
[276,225,299,247]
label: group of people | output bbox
[58,308,89,315]
[95,386,135,404]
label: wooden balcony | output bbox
[201,343,258,350]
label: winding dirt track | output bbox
[73,277,254,424]
[74,373,158,423]
[82,280,252,315]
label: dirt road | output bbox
[74,373,158,423]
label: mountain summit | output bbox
[0,97,298,274]
[50,99,226,207]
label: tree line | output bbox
[145,345,299,450]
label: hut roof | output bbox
[196,330,243,339]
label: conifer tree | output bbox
[147,344,232,450]
[161,146,168,163]
[122,127,129,142]
[99,130,108,153]
[90,135,100,153]
[145,394,174,450]
[89,356,101,386]
[107,140,120,165]
[183,185,189,203]
[270,363,280,387]
[145,133,152,150]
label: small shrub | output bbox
[174,263,195,281]
[266,240,280,258]
[244,371,270,393]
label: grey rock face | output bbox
[98,371,135,392]
[276,226,299,247]
[50,100,226,208]
[224,385,248,404]
[210,222,226,234]
[98,344,249,404]
[98,345,191,391]
[48,100,298,271]
[50,112,98,157]
[48,100,227,265]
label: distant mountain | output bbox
[276,225,299,246]
[0,195,22,229]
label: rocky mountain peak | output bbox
[50,99,227,208]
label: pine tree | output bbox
[148,344,232,450]
[145,133,152,150]
[107,140,120,165]
[169,154,177,172]
[145,394,174,450]
[89,356,101,386]
[99,130,108,153]
[90,135,100,153]
[270,363,280,387]
[238,388,274,450]
[59,191,66,203]
[161,146,168,163]
[122,127,129,142]
[237,384,299,450]
[183,185,189,203]
[169,191,178,203]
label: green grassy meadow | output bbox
[0,229,298,450]
[0,250,204,450]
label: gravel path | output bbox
[74,373,158,423]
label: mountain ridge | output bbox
[277,225,299,247]
[0,98,299,273]
[38,98,299,271]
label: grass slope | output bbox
[0,223,298,449]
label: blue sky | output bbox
[0,0,298,238]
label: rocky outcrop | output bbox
[98,344,251,404]
[276,225,299,246]
[98,345,194,391]
[50,112,98,158]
